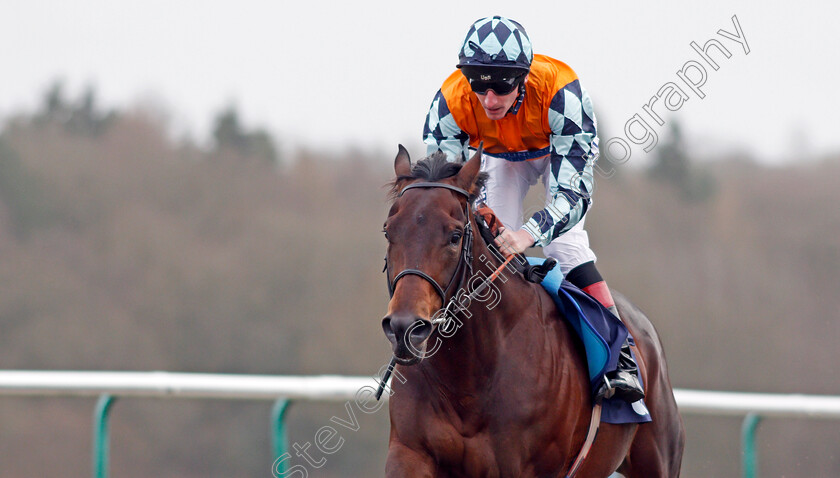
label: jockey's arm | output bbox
[423,90,470,161]
[423,90,528,257]
[421,82,599,256]
[521,80,598,248]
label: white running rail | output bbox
[2,371,839,478]
[2,370,840,419]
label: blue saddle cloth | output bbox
[527,257,652,424]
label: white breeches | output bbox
[479,154,597,276]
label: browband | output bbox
[398,182,471,198]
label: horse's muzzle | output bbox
[382,314,433,365]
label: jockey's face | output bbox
[474,87,519,120]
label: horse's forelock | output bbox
[388,151,487,201]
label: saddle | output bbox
[474,206,651,425]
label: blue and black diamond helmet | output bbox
[456,16,533,74]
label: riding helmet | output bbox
[457,16,533,75]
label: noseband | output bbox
[385,181,474,307]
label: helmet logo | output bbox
[481,74,491,80]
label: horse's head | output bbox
[382,145,485,365]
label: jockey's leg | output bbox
[566,260,645,404]
[544,219,644,404]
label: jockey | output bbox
[423,16,644,404]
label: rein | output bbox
[431,253,514,326]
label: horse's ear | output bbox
[455,143,483,192]
[394,144,412,177]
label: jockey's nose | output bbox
[382,313,432,355]
[484,90,501,106]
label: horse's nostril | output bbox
[382,318,396,342]
[408,319,432,344]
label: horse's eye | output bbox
[449,231,463,245]
[383,229,390,241]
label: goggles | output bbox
[466,74,523,95]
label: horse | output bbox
[380,145,685,477]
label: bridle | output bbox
[384,181,474,308]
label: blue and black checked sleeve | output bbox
[522,79,599,246]
[423,90,470,162]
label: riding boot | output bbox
[596,321,645,404]
[566,262,645,404]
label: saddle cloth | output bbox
[527,257,652,424]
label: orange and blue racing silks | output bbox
[423,54,599,247]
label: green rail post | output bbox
[741,412,763,478]
[271,399,292,474]
[93,394,117,478]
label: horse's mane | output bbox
[388,151,488,201]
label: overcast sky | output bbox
[2,1,838,164]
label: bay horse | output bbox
[381,146,684,477]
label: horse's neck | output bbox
[421,239,540,391]
[463,242,537,337]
